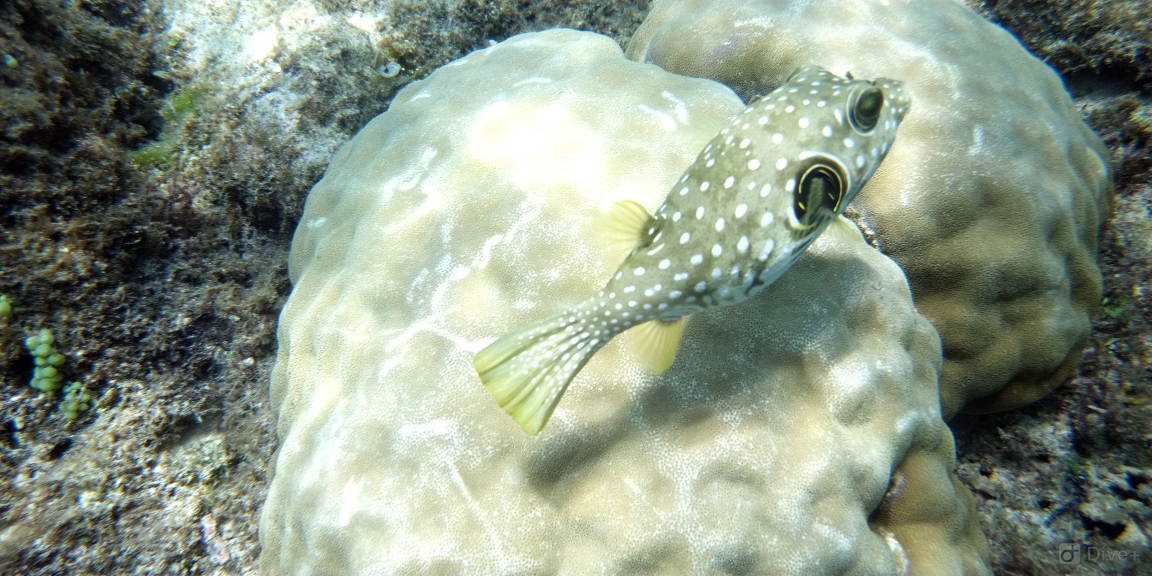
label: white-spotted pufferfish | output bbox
[474,65,911,434]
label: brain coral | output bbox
[262,29,989,575]
[626,0,1113,417]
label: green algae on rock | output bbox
[626,0,1114,418]
[26,328,66,392]
[263,29,989,575]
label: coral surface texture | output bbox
[262,29,989,575]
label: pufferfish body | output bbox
[474,65,911,434]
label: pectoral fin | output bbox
[594,200,654,257]
[826,214,863,243]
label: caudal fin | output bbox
[473,304,606,435]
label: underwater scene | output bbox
[0,0,1149,574]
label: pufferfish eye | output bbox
[848,87,883,133]
[793,163,845,223]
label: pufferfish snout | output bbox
[474,65,911,435]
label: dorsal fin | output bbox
[622,317,685,374]
[593,200,654,257]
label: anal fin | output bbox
[622,317,685,374]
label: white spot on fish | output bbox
[724,176,735,188]
[695,281,708,292]
[799,117,810,128]
[712,244,723,257]
[785,179,796,192]
[776,157,788,170]
[696,206,705,219]
[673,211,682,221]
[748,159,761,170]
[711,267,722,279]
[690,254,703,265]
[737,236,749,253]
[634,267,646,276]
[624,286,635,293]
[739,138,751,149]
[758,238,775,261]
[856,155,866,168]
[715,218,725,232]
[785,105,795,113]
[658,259,671,269]
[822,125,833,137]
[772,133,784,144]
[680,232,691,244]
[760,212,774,227]
[843,137,855,148]
[669,290,683,299]
[706,158,716,167]
[734,204,748,218]
[700,181,710,192]
[678,186,688,196]
[760,183,772,197]
[758,116,768,125]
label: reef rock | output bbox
[627,0,1113,417]
[261,29,989,575]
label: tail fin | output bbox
[473,303,606,435]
